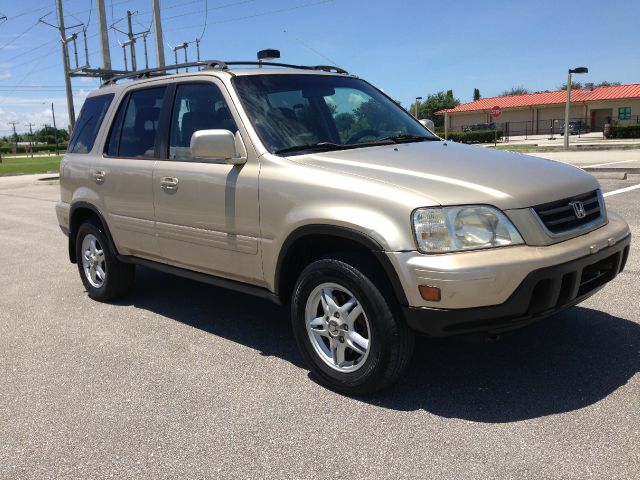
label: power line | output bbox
[283,29,339,66]
[199,0,209,41]
[0,43,59,107]
[163,0,257,22]
[0,21,42,50]
[163,0,335,33]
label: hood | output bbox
[292,141,600,210]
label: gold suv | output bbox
[56,60,631,394]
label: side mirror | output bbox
[419,119,435,131]
[190,129,247,165]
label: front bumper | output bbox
[402,234,630,336]
[386,211,631,336]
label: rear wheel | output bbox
[76,220,135,301]
[291,258,414,395]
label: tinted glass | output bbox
[233,74,435,154]
[168,83,238,161]
[68,94,114,154]
[105,95,128,156]
[117,87,166,158]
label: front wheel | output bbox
[291,258,414,395]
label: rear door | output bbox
[96,86,168,260]
[152,80,261,283]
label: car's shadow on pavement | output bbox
[121,267,639,423]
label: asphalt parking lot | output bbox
[1,164,639,479]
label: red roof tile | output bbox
[436,84,640,115]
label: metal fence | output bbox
[453,115,640,139]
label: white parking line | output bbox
[603,184,640,197]
[583,160,637,168]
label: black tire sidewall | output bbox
[291,259,402,394]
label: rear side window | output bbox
[68,94,114,153]
[105,87,166,158]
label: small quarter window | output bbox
[68,94,114,153]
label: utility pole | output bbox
[8,121,19,154]
[152,0,165,67]
[96,0,111,72]
[51,103,59,155]
[126,11,137,71]
[55,0,76,129]
[25,123,35,159]
[41,124,50,154]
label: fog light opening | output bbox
[419,285,441,302]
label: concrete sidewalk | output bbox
[494,131,639,148]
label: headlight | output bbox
[412,206,524,253]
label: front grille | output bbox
[533,190,602,234]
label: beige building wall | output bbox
[445,98,640,134]
[449,112,487,130]
[587,98,640,126]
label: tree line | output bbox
[1,127,69,146]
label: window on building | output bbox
[618,107,631,120]
[68,94,114,154]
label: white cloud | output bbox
[78,76,99,84]
[0,72,11,80]
[0,106,67,135]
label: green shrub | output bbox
[0,144,67,154]
[605,125,640,139]
[434,130,503,144]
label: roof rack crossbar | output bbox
[101,60,228,86]
[222,61,349,75]
[98,59,349,86]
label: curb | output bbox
[583,167,640,174]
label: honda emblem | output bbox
[569,201,587,219]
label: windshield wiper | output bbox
[275,138,401,155]
[376,134,440,143]
[274,142,355,155]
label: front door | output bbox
[152,81,261,284]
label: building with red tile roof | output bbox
[436,84,640,135]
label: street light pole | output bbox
[414,96,422,119]
[564,67,588,150]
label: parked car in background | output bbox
[561,120,590,135]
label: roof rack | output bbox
[223,61,349,75]
[93,59,349,87]
[99,60,228,85]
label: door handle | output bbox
[160,177,179,191]
[93,170,106,184]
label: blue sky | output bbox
[0,0,638,135]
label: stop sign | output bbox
[491,106,502,118]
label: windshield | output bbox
[233,74,438,155]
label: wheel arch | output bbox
[68,202,117,263]
[274,224,408,306]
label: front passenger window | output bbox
[168,83,238,161]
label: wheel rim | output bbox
[305,282,371,373]
[81,234,106,289]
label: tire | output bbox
[291,257,414,395]
[75,219,135,301]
